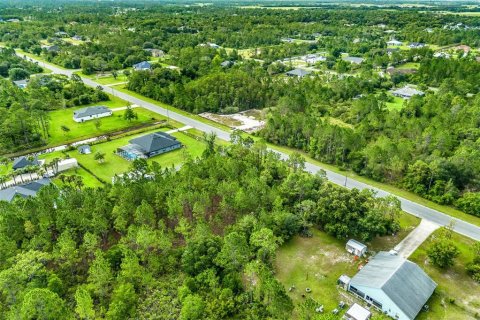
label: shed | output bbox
[338,274,351,290]
[77,145,91,154]
[57,158,78,173]
[344,303,371,320]
[346,239,367,257]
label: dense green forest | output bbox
[0,140,400,319]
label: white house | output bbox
[347,251,437,320]
[391,86,425,99]
[346,239,367,257]
[73,106,113,123]
[387,39,402,46]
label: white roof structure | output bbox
[346,239,367,251]
[345,303,371,320]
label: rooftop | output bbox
[346,239,367,251]
[0,178,51,202]
[129,131,181,154]
[350,251,437,319]
[73,106,111,119]
[345,303,371,320]
[285,68,311,77]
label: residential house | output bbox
[0,178,51,202]
[433,52,451,59]
[117,131,182,160]
[387,39,402,46]
[408,42,426,49]
[220,60,234,68]
[304,54,326,64]
[346,239,367,257]
[133,61,152,71]
[345,251,436,320]
[285,68,311,78]
[55,31,69,37]
[343,303,371,320]
[43,45,60,53]
[144,48,164,57]
[73,106,112,123]
[12,156,41,170]
[13,79,28,89]
[78,145,92,154]
[343,56,364,64]
[6,18,20,23]
[391,86,425,99]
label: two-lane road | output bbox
[24,55,480,241]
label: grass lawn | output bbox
[94,73,128,85]
[64,129,206,182]
[397,62,420,69]
[410,230,480,319]
[263,141,480,228]
[52,166,104,188]
[47,102,166,146]
[386,95,405,111]
[275,214,419,318]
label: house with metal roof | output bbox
[133,61,152,71]
[408,42,426,49]
[12,156,41,170]
[0,178,51,202]
[13,79,28,89]
[285,68,311,78]
[391,86,425,99]
[346,239,367,257]
[347,251,436,320]
[117,131,182,160]
[73,106,112,123]
[343,56,364,64]
[78,145,92,154]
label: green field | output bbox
[386,95,405,111]
[275,213,420,318]
[410,230,480,320]
[53,166,104,188]
[47,98,165,146]
[397,62,420,69]
[63,129,206,182]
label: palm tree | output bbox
[50,158,60,175]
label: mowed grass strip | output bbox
[410,230,480,320]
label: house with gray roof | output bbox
[13,79,28,89]
[12,156,41,170]
[285,68,311,78]
[73,106,112,123]
[343,56,364,64]
[346,251,436,320]
[0,178,51,202]
[408,42,426,49]
[78,145,92,154]
[133,61,152,71]
[117,131,182,160]
[391,86,425,99]
[346,239,367,257]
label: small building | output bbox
[133,61,152,71]
[338,274,351,290]
[433,51,451,59]
[387,39,402,46]
[44,45,60,53]
[0,178,51,202]
[207,42,220,49]
[72,35,83,41]
[117,131,182,160]
[348,251,436,320]
[408,42,426,49]
[220,60,234,68]
[344,303,371,320]
[144,48,164,57]
[77,145,91,154]
[304,54,326,64]
[13,79,28,89]
[285,68,311,78]
[346,239,367,257]
[54,31,69,37]
[391,86,425,99]
[73,106,112,123]
[57,158,78,172]
[343,56,364,64]
[12,156,41,170]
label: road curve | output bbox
[23,55,480,241]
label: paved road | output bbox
[394,219,440,258]
[23,55,480,241]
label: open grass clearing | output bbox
[52,166,103,188]
[397,62,420,69]
[275,213,419,318]
[386,95,405,111]
[47,99,165,146]
[410,230,480,319]
[63,129,206,182]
